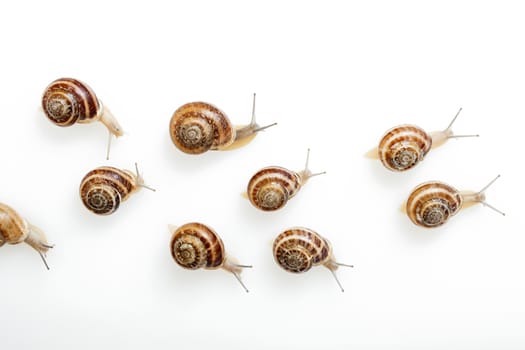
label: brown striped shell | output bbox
[169,102,235,154]
[79,166,140,215]
[406,181,463,228]
[0,203,30,244]
[170,222,225,270]
[0,202,52,269]
[247,166,302,211]
[378,125,432,171]
[42,78,101,127]
[273,227,330,273]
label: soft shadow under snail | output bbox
[169,222,252,292]
[367,108,478,171]
[0,203,53,269]
[41,77,124,159]
[404,175,505,228]
[169,93,276,154]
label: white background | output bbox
[0,0,523,349]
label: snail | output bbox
[42,77,124,159]
[79,163,155,215]
[246,149,325,211]
[366,108,479,171]
[0,203,53,269]
[405,175,505,228]
[273,227,353,292]
[169,222,251,292]
[169,93,276,154]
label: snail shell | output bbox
[42,77,123,137]
[371,108,477,171]
[170,222,225,270]
[273,227,330,273]
[169,222,251,292]
[273,227,352,291]
[378,125,432,171]
[406,181,462,228]
[405,175,504,228]
[0,203,53,269]
[42,78,100,126]
[169,94,276,154]
[247,166,303,211]
[246,149,323,211]
[79,166,143,215]
[169,102,234,154]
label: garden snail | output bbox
[0,203,53,269]
[246,149,325,211]
[367,108,478,171]
[42,77,124,159]
[405,175,505,228]
[169,93,276,154]
[79,163,155,215]
[169,222,252,292]
[273,227,352,292]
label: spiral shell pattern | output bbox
[273,228,330,273]
[378,125,432,171]
[247,167,302,211]
[169,102,235,154]
[42,78,100,127]
[406,181,463,228]
[79,167,136,215]
[0,203,28,244]
[170,223,225,270]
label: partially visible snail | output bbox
[405,175,505,228]
[79,163,155,215]
[169,93,276,154]
[42,77,124,159]
[246,149,325,211]
[273,227,352,292]
[366,108,478,171]
[169,222,251,292]
[0,203,53,269]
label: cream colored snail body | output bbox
[42,77,123,159]
[273,227,352,292]
[79,163,154,216]
[0,203,53,269]
[367,108,478,171]
[169,93,276,154]
[246,149,325,211]
[405,175,505,228]
[169,222,251,292]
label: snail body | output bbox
[79,164,152,215]
[368,108,478,171]
[42,77,123,159]
[0,203,53,269]
[169,222,251,292]
[273,227,352,292]
[246,149,324,211]
[405,175,505,228]
[169,94,276,154]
